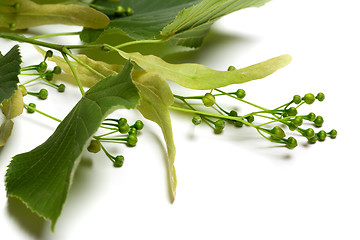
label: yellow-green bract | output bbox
[0,0,109,29]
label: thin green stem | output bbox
[100,143,115,161]
[62,51,85,95]
[21,76,42,86]
[24,103,61,122]
[29,31,81,40]
[114,39,165,49]
[169,105,254,128]
[94,130,119,139]
[0,33,64,51]
[215,88,269,111]
[62,48,105,79]
[96,137,127,142]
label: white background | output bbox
[1,0,360,239]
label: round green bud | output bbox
[87,140,101,153]
[202,93,215,107]
[286,107,298,116]
[38,88,48,100]
[19,85,27,96]
[293,116,303,127]
[45,70,53,81]
[229,110,238,117]
[119,123,130,134]
[271,126,285,140]
[58,84,65,92]
[45,50,53,59]
[329,129,337,139]
[133,120,144,130]
[13,3,21,11]
[214,119,225,131]
[235,89,246,99]
[27,103,36,113]
[316,130,327,141]
[113,155,124,168]
[246,115,255,123]
[286,137,297,149]
[53,66,62,75]
[293,95,302,104]
[314,116,324,127]
[316,92,325,102]
[127,134,138,147]
[227,65,236,71]
[115,5,125,14]
[192,115,202,125]
[126,7,134,16]
[118,117,127,126]
[234,121,243,128]
[305,112,316,121]
[308,137,317,144]
[100,45,111,52]
[9,22,16,31]
[37,61,47,74]
[129,127,138,135]
[288,122,297,131]
[304,128,315,139]
[303,93,315,104]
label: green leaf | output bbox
[0,0,109,30]
[0,120,14,146]
[117,50,292,90]
[80,0,201,43]
[133,72,177,202]
[0,46,22,147]
[0,45,21,104]
[81,0,271,47]
[160,0,272,47]
[5,61,139,230]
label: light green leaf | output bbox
[0,45,21,104]
[1,87,24,119]
[0,0,109,30]
[117,50,292,90]
[133,72,177,202]
[160,0,271,47]
[36,46,122,88]
[5,61,139,230]
[0,120,14,146]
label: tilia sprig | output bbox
[0,0,337,231]
[171,87,336,149]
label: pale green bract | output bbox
[133,72,177,202]
[0,0,109,30]
[5,61,140,230]
[116,50,292,90]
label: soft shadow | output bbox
[67,157,93,197]
[7,197,47,238]
[163,30,255,64]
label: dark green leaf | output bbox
[5,61,139,230]
[80,0,202,42]
[81,0,271,48]
[0,45,21,104]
